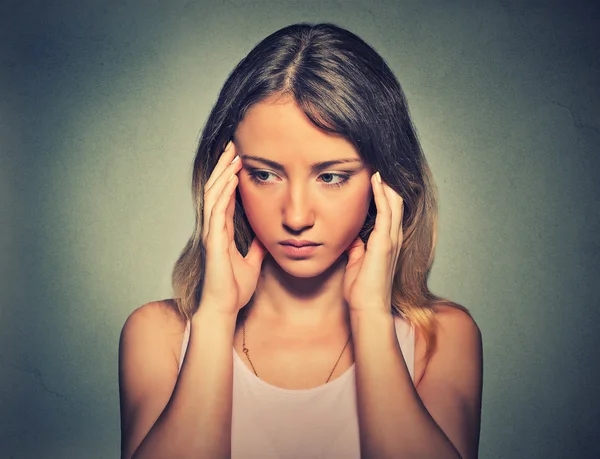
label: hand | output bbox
[200,141,267,316]
[342,172,404,315]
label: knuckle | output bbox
[380,240,393,255]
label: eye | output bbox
[247,170,351,188]
[319,173,350,188]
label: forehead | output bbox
[234,95,360,162]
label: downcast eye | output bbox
[247,170,351,188]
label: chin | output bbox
[267,248,347,279]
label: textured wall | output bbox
[1,0,598,458]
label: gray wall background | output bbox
[1,0,598,458]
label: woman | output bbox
[119,22,483,459]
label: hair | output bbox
[171,22,471,363]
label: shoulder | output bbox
[129,297,182,317]
[121,299,186,334]
[118,300,187,458]
[414,303,483,459]
[431,303,482,344]
[421,302,483,390]
[120,299,187,367]
[413,303,482,385]
[429,303,482,366]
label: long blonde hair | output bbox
[172,22,471,362]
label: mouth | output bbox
[279,240,321,248]
[279,243,321,257]
[280,243,320,248]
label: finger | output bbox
[203,154,242,243]
[346,236,365,267]
[243,237,268,270]
[206,174,238,253]
[381,181,401,247]
[206,141,236,191]
[371,172,392,247]
[225,179,237,243]
[397,196,404,244]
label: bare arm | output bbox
[118,139,265,458]
[352,305,483,459]
[119,301,237,459]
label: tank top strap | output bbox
[178,320,191,372]
[393,314,415,382]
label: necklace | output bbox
[242,315,353,384]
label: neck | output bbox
[243,253,351,333]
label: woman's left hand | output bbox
[343,172,404,315]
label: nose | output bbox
[281,183,315,233]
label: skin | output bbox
[230,93,482,457]
[233,93,374,337]
[119,93,482,459]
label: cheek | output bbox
[319,189,372,255]
[333,191,372,234]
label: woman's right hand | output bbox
[199,140,267,317]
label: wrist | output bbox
[350,308,394,334]
[349,304,392,319]
[192,306,239,333]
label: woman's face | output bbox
[234,94,374,278]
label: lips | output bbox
[279,240,321,247]
[279,243,320,257]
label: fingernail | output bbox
[376,171,382,183]
[231,155,240,164]
[224,141,233,152]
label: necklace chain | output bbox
[242,315,353,384]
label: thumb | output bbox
[245,236,267,269]
[346,236,365,267]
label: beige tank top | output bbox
[178,314,415,459]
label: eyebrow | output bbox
[240,155,363,173]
